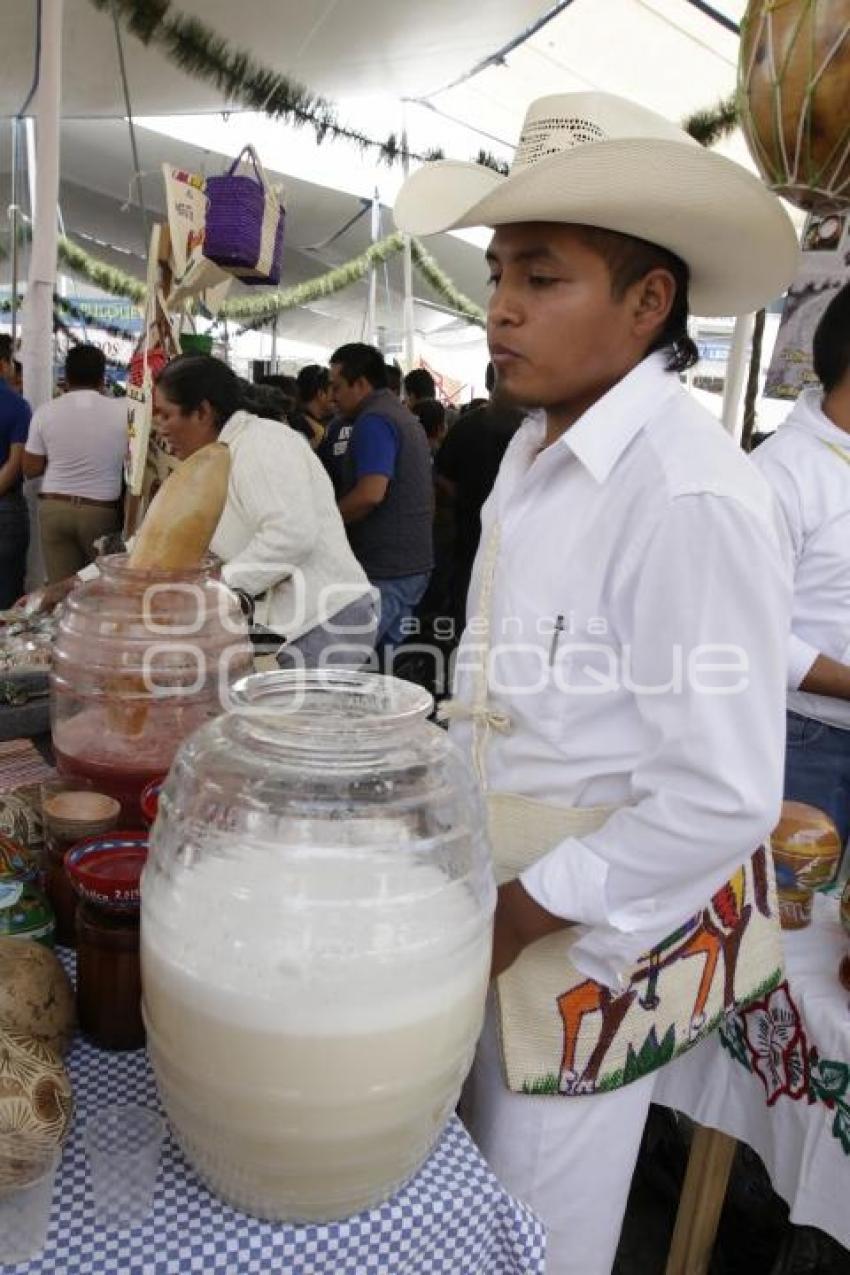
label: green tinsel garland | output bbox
[410,240,485,327]
[88,0,513,172]
[92,0,737,171]
[683,94,740,148]
[58,237,147,304]
[219,233,406,321]
[37,228,484,328]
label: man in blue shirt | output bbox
[0,336,31,607]
[327,343,433,648]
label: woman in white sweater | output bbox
[151,356,376,666]
[31,358,376,666]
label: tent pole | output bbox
[21,0,63,591]
[367,187,380,349]
[22,0,63,414]
[720,312,754,441]
[401,119,416,371]
[9,120,20,344]
[25,119,37,222]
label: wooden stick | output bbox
[665,1125,737,1275]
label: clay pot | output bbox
[739,0,850,212]
[770,800,841,930]
[42,791,121,844]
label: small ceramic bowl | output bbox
[64,832,148,914]
[42,790,121,844]
[139,778,165,828]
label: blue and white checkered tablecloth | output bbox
[8,954,546,1275]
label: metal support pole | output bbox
[401,123,416,370]
[22,0,63,413]
[21,0,63,590]
[720,313,755,441]
[9,120,20,343]
[367,187,380,348]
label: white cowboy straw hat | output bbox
[394,92,800,316]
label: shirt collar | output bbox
[784,387,850,448]
[218,409,253,445]
[557,352,679,484]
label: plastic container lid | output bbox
[0,881,55,945]
[64,832,148,913]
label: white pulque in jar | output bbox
[141,670,495,1222]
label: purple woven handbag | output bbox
[205,145,285,286]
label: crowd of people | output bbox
[0,333,518,677]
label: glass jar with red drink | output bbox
[51,555,252,827]
[66,830,149,1050]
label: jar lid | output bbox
[64,831,148,912]
[0,881,55,944]
[0,833,40,885]
[139,777,166,828]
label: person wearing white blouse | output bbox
[33,357,377,666]
[150,356,376,665]
[752,284,850,875]
[395,91,798,1275]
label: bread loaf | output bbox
[129,441,231,570]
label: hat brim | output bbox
[394,139,800,316]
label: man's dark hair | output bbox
[329,343,387,389]
[0,335,13,365]
[65,343,106,388]
[384,362,402,395]
[156,355,241,430]
[403,368,436,401]
[813,283,850,393]
[257,374,297,412]
[296,364,329,403]
[239,378,290,423]
[412,397,446,440]
[572,226,699,373]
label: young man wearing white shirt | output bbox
[752,284,850,872]
[395,93,798,1274]
[23,345,127,582]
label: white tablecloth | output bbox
[656,893,850,1248]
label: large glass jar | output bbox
[51,556,252,827]
[141,670,495,1223]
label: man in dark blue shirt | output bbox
[326,343,433,648]
[0,337,31,607]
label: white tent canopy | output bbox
[0,0,798,411]
[0,0,549,115]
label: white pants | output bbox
[462,997,659,1275]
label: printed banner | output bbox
[764,211,850,400]
[124,382,151,497]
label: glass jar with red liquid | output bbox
[51,555,252,827]
[66,830,149,1050]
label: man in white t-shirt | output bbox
[752,283,850,873]
[23,345,128,581]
